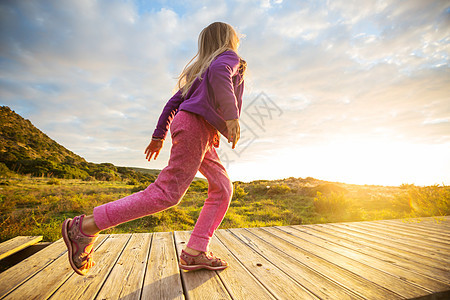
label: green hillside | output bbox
[0,106,85,166]
[0,106,158,182]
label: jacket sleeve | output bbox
[152,89,184,139]
[208,51,240,120]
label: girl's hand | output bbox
[145,139,164,161]
[226,119,240,149]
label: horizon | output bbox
[0,1,449,187]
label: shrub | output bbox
[127,179,139,185]
[0,162,15,177]
[247,183,270,195]
[267,184,291,195]
[397,185,450,217]
[314,191,351,215]
[47,178,61,185]
[232,183,248,200]
[188,180,208,192]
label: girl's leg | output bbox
[63,111,217,275]
[92,111,215,230]
[186,147,233,252]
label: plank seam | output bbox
[241,228,367,300]
[138,233,154,300]
[91,234,133,300]
[288,225,450,289]
[332,223,450,263]
[301,224,450,285]
[1,235,110,300]
[225,228,319,299]
[262,227,406,299]
[0,244,67,300]
[214,230,275,300]
[317,223,449,262]
[358,222,450,247]
[275,226,434,295]
[47,234,112,300]
[172,231,190,300]
[216,230,279,300]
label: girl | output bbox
[61,22,246,275]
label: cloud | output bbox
[0,0,448,185]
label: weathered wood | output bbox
[0,238,66,298]
[206,229,276,300]
[245,227,403,299]
[285,225,450,294]
[263,226,430,299]
[215,229,318,299]
[357,221,450,247]
[96,233,152,300]
[3,234,109,300]
[0,236,43,260]
[377,219,450,238]
[316,223,450,272]
[305,224,450,284]
[230,227,364,299]
[48,234,131,300]
[331,223,450,265]
[2,217,449,300]
[343,222,450,258]
[141,232,184,300]
[174,231,231,299]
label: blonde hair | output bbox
[177,22,245,97]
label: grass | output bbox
[0,176,449,242]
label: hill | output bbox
[0,106,158,182]
[0,106,86,166]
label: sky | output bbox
[0,0,449,186]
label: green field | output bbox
[0,176,449,242]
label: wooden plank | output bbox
[304,224,450,284]
[379,219,450,238]
[215,230,318,299]
[96,233,152,300]
[0,238,66,298]
[3,234,109,300]
[48,234,131,300]
[244,227,404,299]
[389,217,450,230]
[141,232,184,300]
[286,225,450,294]
[206,230,276,300]
[316,223,450,272]
[0,236,43,260]
[173,231,231,300]
[230,227,365,299]
[343,222,450,258]
[331,223,450,265]
[263,227,430,299]
[359,221,450,247]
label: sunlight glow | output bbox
[228,139,450,186]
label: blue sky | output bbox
[1,0,449,186]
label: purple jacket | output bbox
[152,50,244,140]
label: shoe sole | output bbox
[61,218,87,276]
[179,263,228,271]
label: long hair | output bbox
[177,22,246,97]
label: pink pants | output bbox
[93,111,233,252]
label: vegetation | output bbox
[0,106,448,243]
[0,176,448,243]
[0,106,158,182]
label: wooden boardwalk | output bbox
[0,216,449,299]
